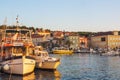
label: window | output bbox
[118,31,120,35]
[101,37,106,41]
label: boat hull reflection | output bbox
[35,69,61,80]
[0,72,35,80]
[0,69,61,80]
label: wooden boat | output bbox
[0,29,35,75]
[33,46,60,70]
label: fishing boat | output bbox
[0,28,35,75]
[52,47,73,54]
[33,46,60,70]
[0,29,35,75]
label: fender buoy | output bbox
[3,64,10,71]
[39,62,42,67]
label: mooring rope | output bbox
[8,58,13,80]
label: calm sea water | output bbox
[1,53,120,80]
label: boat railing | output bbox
[3,36,32,44]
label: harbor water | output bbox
[1,53,120,80]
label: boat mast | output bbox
[1,17,7,60]
[3,17,7,41]
[16,15,22,40]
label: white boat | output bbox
[74,49,90,53]
[33,46,60,70]
[100,50,119,56]
[0,29,35,75]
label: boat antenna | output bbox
[16,15,22,40]
[16,15,19,30]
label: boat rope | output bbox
[8,58,13,80]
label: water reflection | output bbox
[57,54,120,80]
[35,69,61,80]
[0,69,61,80]
[0,72,35,80]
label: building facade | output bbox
[79,37,88,48]
[91,31,120,49]
[32,34,44,46]
[68,35,80,49]
[91,35,108,49]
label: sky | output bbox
[0,0,120,32]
